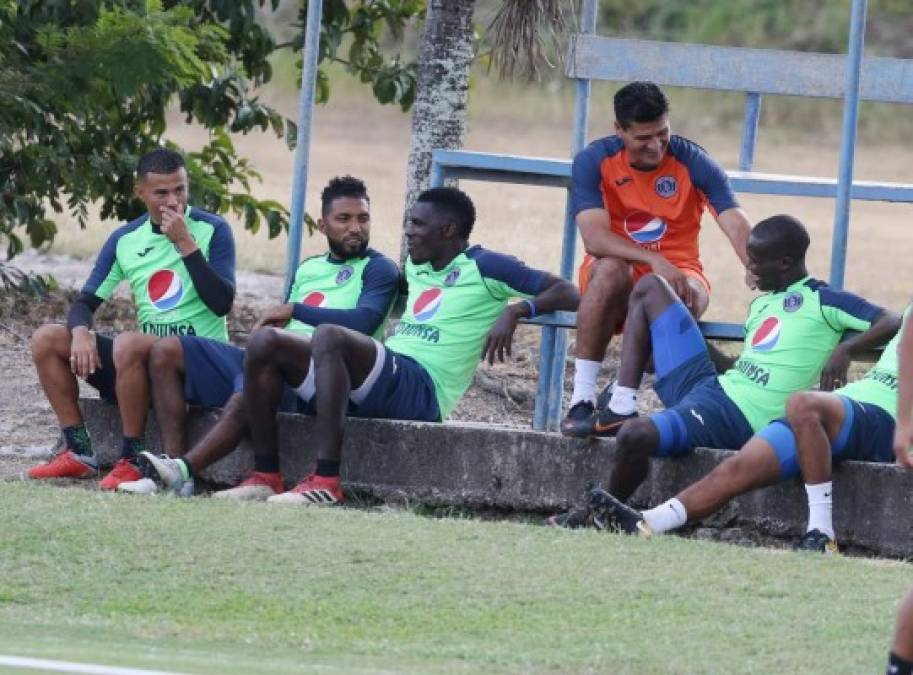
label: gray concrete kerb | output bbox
[81,397,913,559]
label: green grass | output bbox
[0,482,908,674]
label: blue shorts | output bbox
[759,395,896,479]
[350,348,441,422]
[180,337,300,413]
[647,302,754,457]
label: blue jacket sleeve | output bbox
[291,255,400,335]
[183,219,236,316]
[470,247,552,297]
[570,141,609,218]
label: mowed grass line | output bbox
[0,482,908,674]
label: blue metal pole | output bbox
[738,93,762,171]
[535,0,598,431]
[830,0,867,290]
[283,0,324,298]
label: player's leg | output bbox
[787,391,846,549]
[269,324,379,505]
[595,273,710,433]
[139,393,248,498]
[561,256,632,437]
[147,337,189,458]
[91,332,158,490]
[224,327,312,500]
[112,332,158,454]
[131,337,247,496]
[27,324,104,479]
[648,435,782,532]
[888,587,913,675]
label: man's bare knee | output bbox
[786,391,821,427]
[311,324,349,362]
[585,257,631,295]
[615,419,657,462]
[113,332,153,370]
[630,273,672,304]
[246,326,284,364]
[149,337,183,376]
[30,323,69,363]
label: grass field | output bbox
[0,482,909,674]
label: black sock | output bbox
[888,652,913,675]
[254,455,280,474]
[63,424,93,458]
[119,436,145,461]
[316,459,340,478]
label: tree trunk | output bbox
[400,0,476,264]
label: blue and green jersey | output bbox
[285,248,400,339]
[385,245,552,418]
[719,277,884,431]
[82,207,235,340]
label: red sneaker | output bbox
[28,450,98,480]
[99,458,142,491]
[212,471,284,501]
[267,473,344,505]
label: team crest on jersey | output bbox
[624,211,668,244]
[413,287,443,322]
[443,268,461,287]
[751,317,781,351]
[301,291,326,307]
[147,270,184,311]
[654,175,678,198]
[335,266,354,284]
[783,293,803,312]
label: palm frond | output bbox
[486,0,578,82]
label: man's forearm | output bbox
[526,279,579,315]
[841,311,901,358]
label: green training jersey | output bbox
[719,277,884,431]
[284,248,400,339]
[837,304,910,418]
[82,207,235,340]
[385,246,552,419]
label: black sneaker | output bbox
[544,489,652,537]
[595,382,613,411]
[560,400,596,438]
[592,408,638,437]
[796,529,839,554]
[543,505,597,529]
[588,488,652,536]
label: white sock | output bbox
[642,498,688,534]
[608,384,637,415]
[570,359,600,406]
[805,481,835,540]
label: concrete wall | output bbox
[82,398,913,559]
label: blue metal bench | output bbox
[430,0,913,431]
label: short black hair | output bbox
[752,214,810,259]
[415,187,476,239]
[321,175,369,217]
[136,148,185,180]
[614,81,670,129]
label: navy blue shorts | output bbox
[180,337,244,408]
[180,337,300,412]
[350,348,441,422]
[759,395,896,479]
[86,333,117,402]
[647,302,754,457]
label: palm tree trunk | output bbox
[400,0,476,264]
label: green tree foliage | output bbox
[0,0,424,269]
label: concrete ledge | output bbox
[82,398,913,558]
